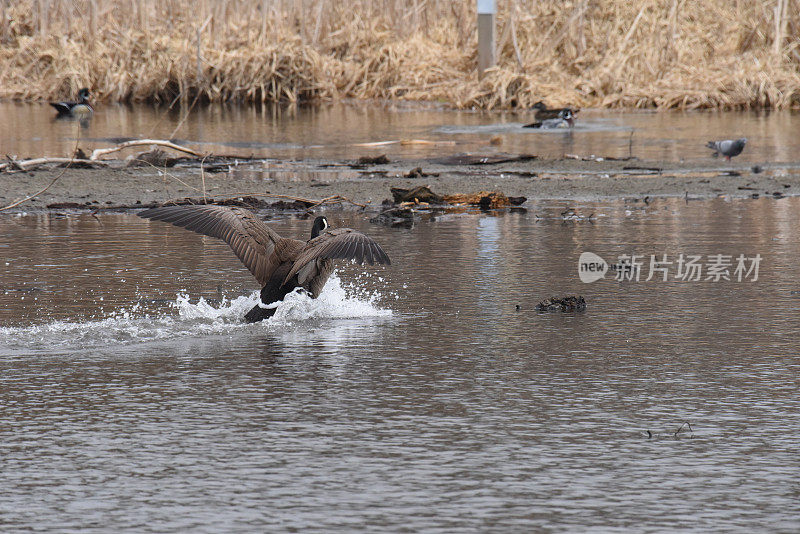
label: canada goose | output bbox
[706,138,746,161]
[525,109,575,129]
[137,205,391,323]
[50,88,93,119]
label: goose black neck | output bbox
[311,216,327,239]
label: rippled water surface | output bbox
[2,101,799,163]
[2,200,800,532]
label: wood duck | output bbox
[532,101,578,118]
[50,88,93,119]
[524,108,575,129]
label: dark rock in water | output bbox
[751,165,763,174]
[370,206,415,228]
[536,295,586,312]
[391,185,443,204]
[358,154,390,165]
[405,167,439,178]
[508,196,527,206]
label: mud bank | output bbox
[2,156,799,213]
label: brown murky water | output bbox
[2,101,799,163]
[1,200,800,531]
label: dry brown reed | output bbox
[1,0,799,109]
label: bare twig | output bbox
[674,421,693,437]
[200,154,209,204]
[0,134,83,211]
[0,172,68,211]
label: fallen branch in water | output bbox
[0,157,106,172]
[153,192,368,210]
[90,139,206,160]
[251,193,367,210]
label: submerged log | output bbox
[432,154,537,165]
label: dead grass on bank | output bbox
[1,0,799,109]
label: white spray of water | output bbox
[0,273,391,354]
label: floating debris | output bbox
[535,296,587,312]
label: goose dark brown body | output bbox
[137,205,390,322]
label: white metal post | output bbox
[477,0,496,77]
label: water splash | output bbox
[0,274,391,354]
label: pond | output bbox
[1,200,799,531]
[2,101,799,164]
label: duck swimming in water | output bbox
[137,205,391,323]
[524,102,577,128]
[524,109,575,129]
[50,88,93,119]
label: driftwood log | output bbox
[90,139,205,160]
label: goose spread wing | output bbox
[137,204,299,286]
[283,228,390,285]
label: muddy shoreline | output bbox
[3,155,799,213]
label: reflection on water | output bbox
[2,100,799,162]
[1,201,800,531]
